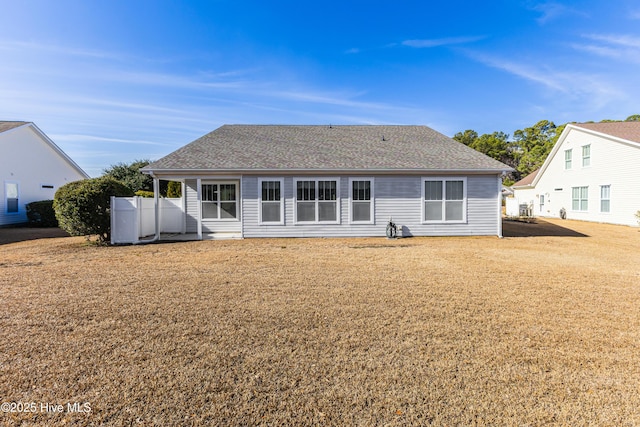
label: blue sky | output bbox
[1,0,639,176]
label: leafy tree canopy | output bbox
[103,160,153,193]
[453,129,478,146]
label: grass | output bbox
[1,219,640,426]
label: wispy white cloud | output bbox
[345,37,481,55]
[465,51,623,108]
[402,36,486,48]
[583,34,640,48]
[528,2,587,24]
[51,134,170,146]
[0,40,123,60]
[572,34,640,63]
[465,51,565,91]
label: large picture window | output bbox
[423,178,466,223]
[572,186,588,212]
[350,179,373,223]
[259,179,284,224]
[201,182,238,219]
[295,179,339,223]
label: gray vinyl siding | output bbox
[185,179,199,233]
[240,174,500,238]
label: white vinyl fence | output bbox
[111,197,184,244]
[505,197,534,218]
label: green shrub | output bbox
[167,181,182,198]
[54,177,134,243]
[26,200,58,227]
[135,190,155,198]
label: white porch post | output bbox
[196,178,203,240]
[497,174,503,238]
[154,176,160,240]
[181,181,186,234]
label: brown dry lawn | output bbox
[1,219,639,426]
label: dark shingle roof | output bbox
[145,125,511,173]
[573,122,640,144]
[0,121,29,133]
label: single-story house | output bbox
[0,121,89,226]
[511,122,640,226]
[140,125,512,239]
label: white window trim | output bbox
[4,181,20,215]
[571,186,589,212]
[564,149,573,170]
[349,177,375,225]
[201,180,240,221]
[293,177,341,225]
[421,177,467,224]
[599,184,611,214]
[582,144,591,168]
[258,178,285,225]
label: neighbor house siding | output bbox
[239,174,500,238]
[0,124,87,226]
[514,126,640,226]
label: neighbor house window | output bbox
[600,185,610,213]
[294,178,339,223]
[259,178,284,224]
[572,186,588,211]
[5,182,19,214]
[201,182,238,219]
[423,178,466,222]
[565,149,572,169]
[350,178,373,223]
[582,145,591,167]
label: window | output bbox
[201,182,238,219]
[582,145,591,167]
[539,194,545,213]
[572,186,588,211]
[423,178,466,222]
[350,179,373,223]
[600,185,610,213]
[294,179,339,223]
[565,149,572,169]
[5,182,19,214]
[259,179,284,224]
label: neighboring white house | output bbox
[511,122,640,227]
[0,121,89,226]
[137,125,512,240]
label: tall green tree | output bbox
[512,120,560,177]
[453,129,478,146]
[103,160,153,193]
[469,131,514,167]
[625,114,640,122]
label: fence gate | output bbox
[111,196,184,244]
